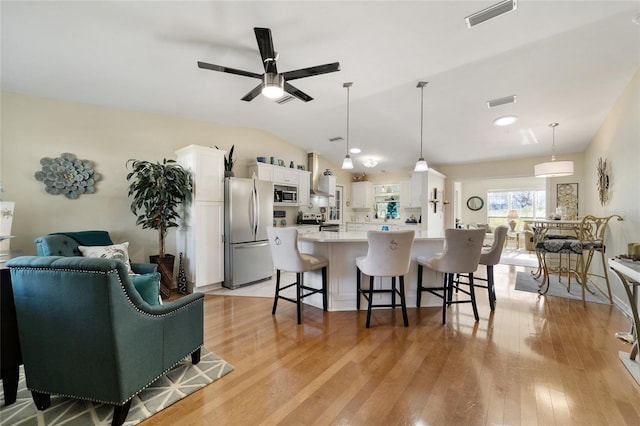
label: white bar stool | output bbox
[416,228,485,324]
[356,230,414,328]
[266,227,328,324]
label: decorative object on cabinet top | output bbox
[215,144,235,177]
[34,152,101,199]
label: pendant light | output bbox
[534,123,574,178]
[341,82,354,170]
[414,81,429,172]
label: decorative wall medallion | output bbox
[597,157,610,206]
[34,153,101,199]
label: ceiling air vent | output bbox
[465,0,517,28]
[276,95,295,105]
[329,137,344,142]
[487,95,517,108]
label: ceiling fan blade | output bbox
[284,82,313,102]
[282,62,341,81]
[254,27,278,74]
[197,61,261,79]
[241,83,263,102]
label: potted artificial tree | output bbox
[126,158,192,298]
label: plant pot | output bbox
[150,254,175,299]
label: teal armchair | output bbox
[7,256,204,425]
[35,230,157,274]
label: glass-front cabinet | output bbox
[373,184,400,219]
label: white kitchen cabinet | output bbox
[410,172,424,208]
[179,201,224,287]
[298,170,311,207]
[351,181,373,209]
[176,145,225,288]
[319,175,336,206]
[249,162,273,181]
[174,144,224,202]
[272,167,298,185]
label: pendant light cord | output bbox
[420,84,424,158]
[549,122,559,161]
[346,84,350,153]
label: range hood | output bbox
[307,152,334,198]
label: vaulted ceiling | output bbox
[2,1,639,173]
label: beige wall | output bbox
[0,92,346,258]
[583,69,640,308]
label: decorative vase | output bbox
[323,169,333,176]
[177,252,188,294]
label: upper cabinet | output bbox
[298,170,311,207]
[272,167,298,185]
[319,175,336,206]
[174,145,224,202]
[374,184,400,219]
[248,162,310,206]
[351,181,372,209]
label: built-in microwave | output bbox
[274,185,297,203]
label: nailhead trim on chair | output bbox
[25,346,204,405]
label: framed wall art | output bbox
[556,183,578,219]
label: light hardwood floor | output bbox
[144,264,640,425]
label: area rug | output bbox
[0,347,233,425]
[515,271,609,304]
[500,248,539,268]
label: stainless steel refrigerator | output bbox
[223,177,274,289]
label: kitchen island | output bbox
[297,231,444,311]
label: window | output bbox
[487,190,545,228]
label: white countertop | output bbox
[299,230,441,243]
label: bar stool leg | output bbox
[366,276,375,328]
[272,269,281,315]
[469,273,479,321]
[416,265,423,308]
[322,266,328,311]
[356,267,361,310]
[391,277,396,309]
[399,276,408,327]
[487,265,495,311]
[442,273,449,325]
[297,272,303,324]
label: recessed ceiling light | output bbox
[349,147,361,154]
[633,14,640,25]
[493,115,518,126]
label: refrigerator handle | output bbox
[254,185,260,236]
[251,186,258,238]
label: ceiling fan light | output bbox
[414,158,429,172]
[262,73,284,99]
[342,155,354,170]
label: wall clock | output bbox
[466,196,484,211]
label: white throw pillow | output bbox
[78,242,133,274]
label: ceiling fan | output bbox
[197,27,340,102]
